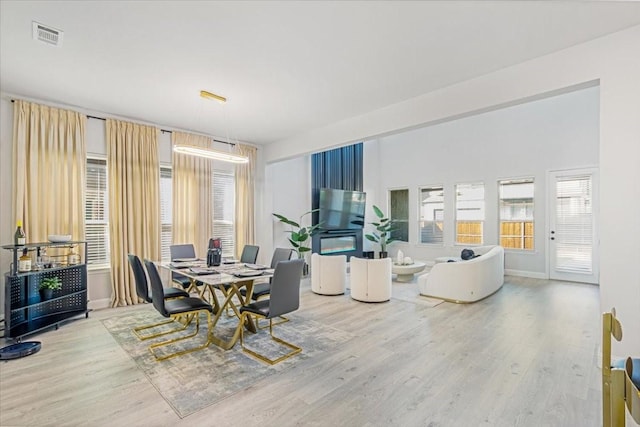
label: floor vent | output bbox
[32,21,63,47]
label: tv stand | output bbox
[312,229,362,261]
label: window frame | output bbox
[498,177,535,252]
[85,157,110,269]
[455,182,485,246]
[418,185,445,246]
[388,188,409,243]
[159,165,173,261]
[212,170,236,258]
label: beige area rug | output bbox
[102,309,353,418]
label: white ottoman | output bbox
[311,253,347,295]
[350,257,392,302]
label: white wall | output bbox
[264,25,640,356]
[373,85,599,276]
[268,86,600,275]
[265,155,312,261]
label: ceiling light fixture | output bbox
[200,90,226,104]
[173,89,248,163]
[173,144,249,164]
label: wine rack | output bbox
[2,241,88,341]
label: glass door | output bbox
[548,168,599,284]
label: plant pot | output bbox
[40,288,54,301]
[303,262,310,277]
[379,251,388,259]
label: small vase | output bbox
[40,288,54,301]
[379,251,388,259]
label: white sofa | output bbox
[418,245,504,303]
[349,257,392,303]
[311,253,347,295]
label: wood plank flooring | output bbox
[0,276,602,427]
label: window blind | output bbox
[159,167,172,261]
[85,158,110,266]
[555,175,593,273]
[213,171,235,258]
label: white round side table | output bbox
[391,261,426,282]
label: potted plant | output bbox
[364,205,396,258]
[39,276,62,301]
[273,209,321,275]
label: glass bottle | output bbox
[18,248,31,272]
[14,220,26,246]
[41,247,50,268]
[68,246,80,265]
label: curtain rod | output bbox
[86,115,235,146]
[9,100,234,146]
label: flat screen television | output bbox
[318,188,366,230]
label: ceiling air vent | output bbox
[32,21,63,47]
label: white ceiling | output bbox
[2,1,640,146]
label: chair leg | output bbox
[149,311,212,361]
[256,315,289,330]
[240,314,301,365]
[133,313,195,341]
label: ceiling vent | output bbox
[32,21,63,47]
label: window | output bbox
[499,178,534,250]
[213,171,236,258]
[456,183,484,245]
[389,189,409,242]
[159,167,172,260]
[419,186,444,244]
[85,158,110,267]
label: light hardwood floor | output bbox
[0,276,602,427]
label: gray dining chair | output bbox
[240,248,293,328]
[127,254,189,340]
[240,244,260,264]
[169,243,199,291]
[143,259,214,361]
[239,258,304,365]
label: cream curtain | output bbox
[234,144,257,259]
[171,131,213,256]
[107,119,160,307]
[12,100,86,246]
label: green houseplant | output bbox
[39,276,62,301]
[364,205,396,258]
[273,209,321,259]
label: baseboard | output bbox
[89,298,111,311]
[504,269,547,279]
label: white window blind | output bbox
[419,186,444,244]
[499,179,534,250]
[85,158,110,266]
[159,167,172,261]
[555,175,593,273]
[456,183,484,245]
[212,171,236,258]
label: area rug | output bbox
[102,309,353,418]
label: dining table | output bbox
[159,259,274,350]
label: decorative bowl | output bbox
[48,234,72,243]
